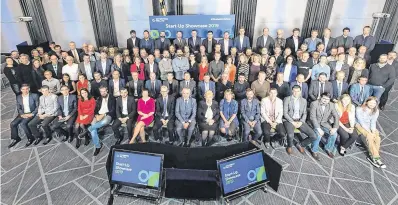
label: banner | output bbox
[149,15,235,39]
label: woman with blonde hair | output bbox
[237,54,249,81]
[356,96,385,168]
[249,54,261,83]
[224,55,237,83]
[219,89,239,141]
[347,57,368,85]
[335,94,358,156]
[197,90,220,146]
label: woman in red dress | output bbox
[74,88,96,148]
[76,74,90,97]
[130,56,145,81]
[130,89,155,143]
[198,56,209,81]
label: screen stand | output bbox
[221,182,269,205]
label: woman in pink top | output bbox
[130,89,155,143]
[130,56,145,81]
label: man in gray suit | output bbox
[283,85,317,155]
[78,54,96,81]
[309,72,333,102]
[175,88,197,147]
[256,27,275,53]
[321,28,335,54]
[334,27,354,50]
[179,72,196,97]
[329,53,349,81]
[173,31,187,50]
[154,31,171,53]
[241,89,262,141]
[310,92,339,160]
[354,26,376,53]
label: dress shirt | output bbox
[356,107,378,132]
[63,95,69,116]
[293,97,300,119]
[101,61,106,75]
[84,63,93,80]
[205,82,209,91]
[132,38,136,46]
[324,38,329,53]
[22,94,31,113]
[193,37,196,46]
[318,82,325,98]
[283,65,292,82]
[335,61,343,72]
[337,81,343,97]
[293,37,299,51]
[98,96,109,115]
[240,36,243,48]
[163,97,168,117]
[52,63,58,74]
[113,80,120,97]
[263,36,268,47]
[73,49,80,62]
[122,97,128,115]
[149,63,154,73]
[224,39,229,55]
[133,81,138,96]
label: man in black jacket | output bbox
[127,72,144,100]
[127,30,140,52]
[285,28,304,56]
[233,73,250,102]
[112,88,136,145]
[153,86,176,144]
[91,72,108,99]
[46,55,63,80]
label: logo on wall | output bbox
[150,30,172,39]
[246,166,266,182]
[138,170,160,187]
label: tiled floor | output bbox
[2,81,398,205]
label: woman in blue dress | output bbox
[219,89,239,141]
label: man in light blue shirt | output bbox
[172,49,189,81]
[304,30,322,52]
[311,56,331,80]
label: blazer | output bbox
[334,35,354,50]
[173,38,187,50]
[285,36,304,55]
[175,97,197,123]
[309,81,333,101]
[127,37,141,51]
[57,94,77,117]
[240,98,261,123]
[108,78,126,96]
[162,79,179,98]
[78,61,96,80]
[94,95,116,118]
[16,93,39,115]
[115,96,136,119]
[321,37,336,54]
[188,37,202,53]
[198,81,216,100]
[329,61,350,82]
[197,100,220,122]
[260,97,283,124]
[278,64,298,83]
[67,49,83,62]
[144,63,159,80]
[353,35,376,52]
[233,36,250,52]
[335,103,356,128]
[310,100,339,129]
[155,95,176,121]
[349,83,371,106]
[256,35,275,52]
[347,67,369,84]
[95,59,112,78]
[331,80,348,100]
[290,81,308,99]
[179,80,197,97]
[45,62,64,79]
[127,79,144,98]
[154,38,171,52]
[283,96,307,123]
[139,38,155,53]
[202,38,217,54]
[219,39,233,55]
[145,79,162,99]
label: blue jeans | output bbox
[243,121,262,141]
[313,127,337,153]
[88,116,112,148]
[370,85,385,101]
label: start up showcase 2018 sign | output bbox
[149,15,235,39]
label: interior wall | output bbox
[1,0,32,53]
[183,0,231,15]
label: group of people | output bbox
[4,26,397,168]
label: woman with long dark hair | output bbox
[74,88,95,148]
[60,73,77,95]
[335,94,358,156]
[3,57,21,95]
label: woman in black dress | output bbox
[3,57,21,95]
[197,90,220,146]
[60,73,77,95]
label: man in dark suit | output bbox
[127,72,144,100]
[78,54,96,81]
[46,54,63,80]
[127,30,140,52]
[162,72,179,98]
[112,88,136,145]
[140,30,155,54]
[334,27,354,51]
[144,55,159,80]
[95,52,112,80]
[108,70,126,97]
[50,85,77,142]
[145,72,162,99]
[331,71,349,102]
[188,29,202,54]
[67,41,83,63]
[173,31,187,50]
[219,31,233,58]
[234,27,250,53]
[309,72,333,102]
[10,50,20,67]
[154,31,171,53]
[286,28,304,56]
[179,72,197,97]
[91,72,108,99]
[256,27,275,53]
[322,28,336,54]
[290,74,308,99]
[154,85,176,143]
[198,73,216,101]
[8,84,39,148]
[202,31,217,55]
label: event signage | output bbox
[149,15,235,39]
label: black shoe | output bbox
[34,137,43,145]
[78,129,89,139]
[68,136,74,143]
[115,137,123,145]
[93,144,103,156]
[25,139,34,147]
[264,142,270,149]
[8,138,21,148]
[75,138,81,149]
[227,135,232,141]
[43,137,52,145]
[62,135,68,142]
[379,105,385,111]
[84,135,90,146]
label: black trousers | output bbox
[10,116,34,140]
[50,115,77,137]
[338,125,359,149]
[28,116,56,138]
[112,118,134,139]
[153,118,175,141]
[380,84,393,107]
[261,122,286,143]
[284,121,317,148]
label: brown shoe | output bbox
[286,147,293,155]
[295,144,305,153]
[326,151,334,158]
[312,152,320,161]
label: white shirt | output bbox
[240,36,244,48]
[101,60,107,75]
[324,38,329,52]
[149,63,154,73]
[132,38,136,45]
[263,35,268,47]
[98,96,109,114]
[22,94,31,113]
[223,39,229,55]
[84,63,93,80]
[122,97,128,115]
[335,61,343,72]
[62,64,79,81]
[293,37,299,51]
[283,65,292,82]
[193,37,196,46]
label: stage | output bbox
[2,81,398,205]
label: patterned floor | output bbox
[1,81,398,205]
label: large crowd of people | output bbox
[4,26,398,168]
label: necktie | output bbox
[163,98,167,116]
[186,81,189,88]
[338,82,342,96]
[152,81,155,91]
[193,38,196,46]
[64,96,69,116]
[205,83,209,91]
[73,50,79,62]
[360,86,364,102]
[53,65,57,73]
[319,83,324,98]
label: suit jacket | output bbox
[260,97,283,124]
[202,38,217,54]
[45,62,64,79]
[162,79,179,98]
[16,93,39,115]
[286,36,304,55]
[175,97,197,123]
[349,83,371,106]
[328,61,350,82]
[334,35,354,50]
[116,96,136,119]
[154,38,171,52]
[347,67,369,84]
[145,79,162,99]
[331,80,348,100]
[188,37,202,53]
[233,36,250,52]
[78,61,96,80]
[95,59,112,78]
[256,35,275,52]
[57,95,77,117]
[94,95,116,118]
[173,38,187,50]
[278,64,298,83]
[144,63,159,80]
[179,80,197,97]
[219,39,233,56]
[321,37,336,54]
[290,81,308,99]
[198,81,216,100]
[67,48,83,62]
[283,96,307,123]
[309,81,333,101]
[240,98,261,123]
[155,95,176,121]
[139,38,155,53]
[127,79,144,98]
[310,101,339,129]
[197,100,220,123]
[108,78,126,96]
[127,37,141,51]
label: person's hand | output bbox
[64,116,71,121]
[296,121,303,128]
[252,121,257,127]
[347,128,354,134]
[20,114,27,118]
[271,122,277,128]
[58,116,63,120]
[317,128,325,136]
[183,122,189,129]
[330,128,337,135]
[225,121,230,128]
[141,114,148,119]
[39,114,46,119]
[208,119,214,125]
[82,115,88,120]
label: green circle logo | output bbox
[150,30,159,39]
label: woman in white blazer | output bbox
[335,94,358,156]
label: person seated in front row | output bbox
[356,97,386,168]
[197,90,220,146]
[162,72,179,99]
[309,92,339,160]
[350,75,371,107]
[331,71,348,102]
[175,88,197,147]
[112,88,136,145]
[283,85,317,155]
[8,84,39,148]
[198,73,216,101]
[219,89,239,141]
[28,85,58,145]
[74,88,96,148]
[129,89,155,144]
[89,86,115,156]
[109,70,126,98]
[335,94,358,156]
[261,88,286,148]
[241,89,262,141]
[309,72,333,102]
[127,71,144,100]
[290,74,308,99]
[153,86,176,144]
